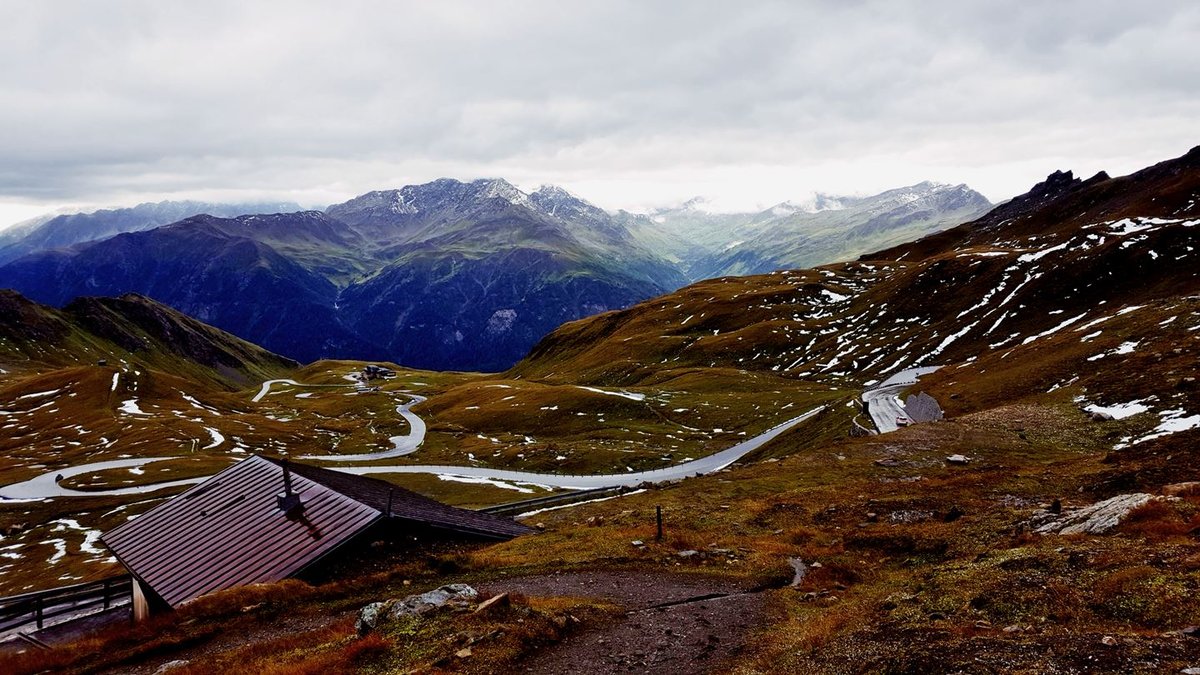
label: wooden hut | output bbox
[101,456,533,620]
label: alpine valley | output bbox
[1,147,1199,674]
[0,180,989,371]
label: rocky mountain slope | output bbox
[0,290,296,389]
[0,200,301,265]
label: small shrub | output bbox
[1119,499,1192,539]
[341,632,392,665]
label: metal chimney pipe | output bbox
[277,457,303,514]
[282,459,294,497]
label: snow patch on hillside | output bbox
[1084,399,1151,420]
[1115,409,1200,449]
[577,386,646,401]
[119,399,149,415]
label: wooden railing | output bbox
[0,575,132,635]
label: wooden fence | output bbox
[0,575,132,635]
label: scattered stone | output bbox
[1101,635,1118,647]
[1182,668,1200,675]
[677,549,699,558]
[455,647,473,658]
[1049,498,1062,514]
[1032,493,1156,535]
[631,540,645,547]
[1182,626,1200,639]
[889,510,934,524]
[866,512,879,522]
[153,661,189,674]
[1003,625,1024,633]
[788,558,808,587]
[874,458,902,467]
[928,612,947,621]
[1091,411,1115,422]
[356,601,391,636]
[474,593,510,615]
[974,620,992,629]
[943,506,965,523]
[945,454,971,465]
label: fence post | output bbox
[103,578,111,609]
[35,596,43,630]
[656,505,663,541]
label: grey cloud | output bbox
[0,0,1196,210]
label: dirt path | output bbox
[479,571,768,674]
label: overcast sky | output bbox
[1,0,1197,226]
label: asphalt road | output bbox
[862,366,940,433]
[299,394,428,461]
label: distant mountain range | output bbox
[621,182,991,279]
[0,181,688,369]
[0,200,302,265]
[0,180,991,370]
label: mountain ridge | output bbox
[0,176,994,370]
[0,199,302,265]
[0,289,297,389]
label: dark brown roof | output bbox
[101,456,380,607]
[262,457,535,539]
[101,456,533,607]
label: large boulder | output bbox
[388,583,479,619]
[356,584,480,635]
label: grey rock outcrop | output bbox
[356,583,480,635]
[1031,493,1160,535]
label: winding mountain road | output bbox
[0,375,826,498]
[299,394,428,461]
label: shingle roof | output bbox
[101,455,533,608]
